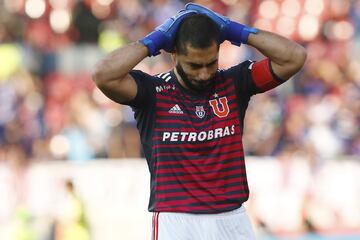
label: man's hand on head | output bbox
[139,9,197,57]
[185,3,258,46]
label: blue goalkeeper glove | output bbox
[185,3,258,46]
[140,9,197,56]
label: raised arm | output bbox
[186,3,307,81]
[247,30,307,81]
[92,42,147,103]
[92,9,197,103]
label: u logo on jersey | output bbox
[209,97,229,118]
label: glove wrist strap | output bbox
[140,31,165,56]
[228,21,258,45]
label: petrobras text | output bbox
[162,125,236,142]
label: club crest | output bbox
[195,106,205,118]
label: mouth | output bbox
[190,78,212,88]
[176,63,216,92]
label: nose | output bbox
[198,67,211,81]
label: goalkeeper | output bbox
[93,3,306,239]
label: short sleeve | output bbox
[122,70,156,109]
[225,59,287,97]
[224,60,260,97]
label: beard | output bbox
[176,63,216,92]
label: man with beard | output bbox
[92,3,306,240]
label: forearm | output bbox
[247,30,307,79]
[247,30,304,65]
[92,42,148,84]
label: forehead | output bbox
[178,42,219,64]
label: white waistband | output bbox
[159,205,245,219]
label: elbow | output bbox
[276,45,307,80]
[294,45,307,70]
[91,60,128,88]
[286,46,307,78]
[91,63,107,87]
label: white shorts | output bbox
[151,205,256,240]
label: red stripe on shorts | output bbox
[152,212,159,240]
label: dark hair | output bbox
[175,14,220,55]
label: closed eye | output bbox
[190,63,202,69]
[206,59,218,67]
[188,59,218,69]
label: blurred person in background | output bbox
[55,180,90,240]
[92,2,306,239]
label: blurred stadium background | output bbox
[0,0,359,239]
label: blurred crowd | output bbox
[0,0,359,167]
[0,1,360,239]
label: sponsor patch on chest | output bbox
[162,125,236,142]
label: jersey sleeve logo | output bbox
[157,72,171,82]
[209,96,230,118]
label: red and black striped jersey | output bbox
[124,59,285,213]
